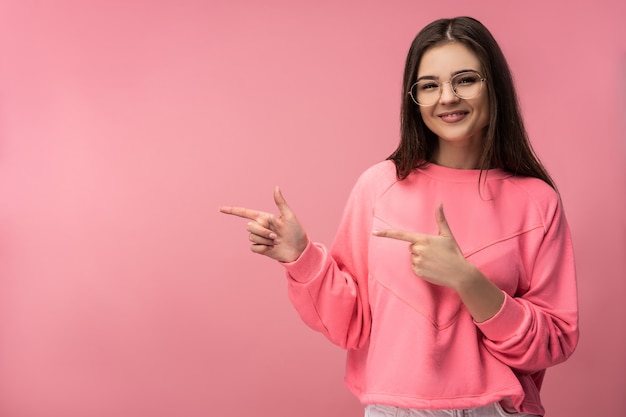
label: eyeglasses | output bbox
[409,71,486,106]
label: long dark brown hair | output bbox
[388,16,555,189]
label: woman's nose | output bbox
[438,81,459,104]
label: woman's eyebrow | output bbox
[416,69,480,82]
[452,68,480,76]
[415,74,438,82]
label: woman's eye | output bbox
[456,74,479,85]
[420,82,439,91]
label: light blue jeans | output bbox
[364,402,537,417]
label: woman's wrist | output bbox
[453,265,505,323]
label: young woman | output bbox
[220,16,578,417]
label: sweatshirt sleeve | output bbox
[281,167,379,350]
[476,194,579,373]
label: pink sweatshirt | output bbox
[283,161,578,416]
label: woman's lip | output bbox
[438,110,468,122]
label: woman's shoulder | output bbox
[505,175,558,201]
[360,159,397,179]
[503,175,563,223]
[351,160,399,196]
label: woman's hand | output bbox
[220,187,308,263]
[372,204,504,322]
[373,204,473,289]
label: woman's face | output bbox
[416,42,489,153]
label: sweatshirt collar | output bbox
[415,162,511,182]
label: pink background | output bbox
[0,1,624,416]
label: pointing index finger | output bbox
[372,228,423,243]
[219,206,266,221]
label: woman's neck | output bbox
[431,143,481,169]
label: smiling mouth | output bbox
[439,111,468,122]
